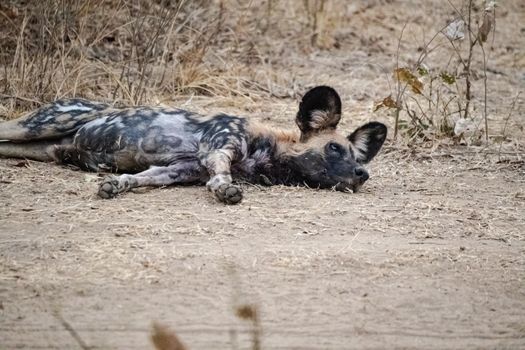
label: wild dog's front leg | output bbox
[202,149,243,204]
[98,162,203,199]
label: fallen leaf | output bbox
[394,68,424,94]
[374,95,398,112]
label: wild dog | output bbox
[0,86,387,204]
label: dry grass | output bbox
[1,0,523,151]
[0,0,325,117]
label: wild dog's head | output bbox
[285,86,387,192]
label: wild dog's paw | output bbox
[215,183,243,204]
[98,175,121,199]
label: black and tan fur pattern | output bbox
[0,86,387,204]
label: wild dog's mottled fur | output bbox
[0,86,387,204]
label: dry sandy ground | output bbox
[1,1,525,349]
[0,149,524,350]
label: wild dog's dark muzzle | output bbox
[333,166,369,193]
[354,167,369,182]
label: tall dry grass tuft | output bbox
[1,0,316,120]
[375,0,499,146]
[1,0,219,111]
[1,0,519,149]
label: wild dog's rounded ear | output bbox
[347,122,387,164]
[296,86,342,141]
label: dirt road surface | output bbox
[1,149,524,349]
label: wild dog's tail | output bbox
[0,139,105,170]
[0,98,112,141]
[0,140,59,162]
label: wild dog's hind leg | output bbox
[98,161,204,199]
[201,149,243,204]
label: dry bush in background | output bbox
[0,0,320,116]
[0,0,522,149]
[375,0,501,145]
[1,1,225,109]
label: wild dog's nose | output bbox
[354,167,369,182]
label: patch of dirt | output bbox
[0,151,524,349]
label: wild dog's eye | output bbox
[328,142,339,151]
[327,142,344,156]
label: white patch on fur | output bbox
[57,105,93,113]
[350,130,370,161]
[41,115,55,123]
[308,109,341,130]
[308,110,330,129]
